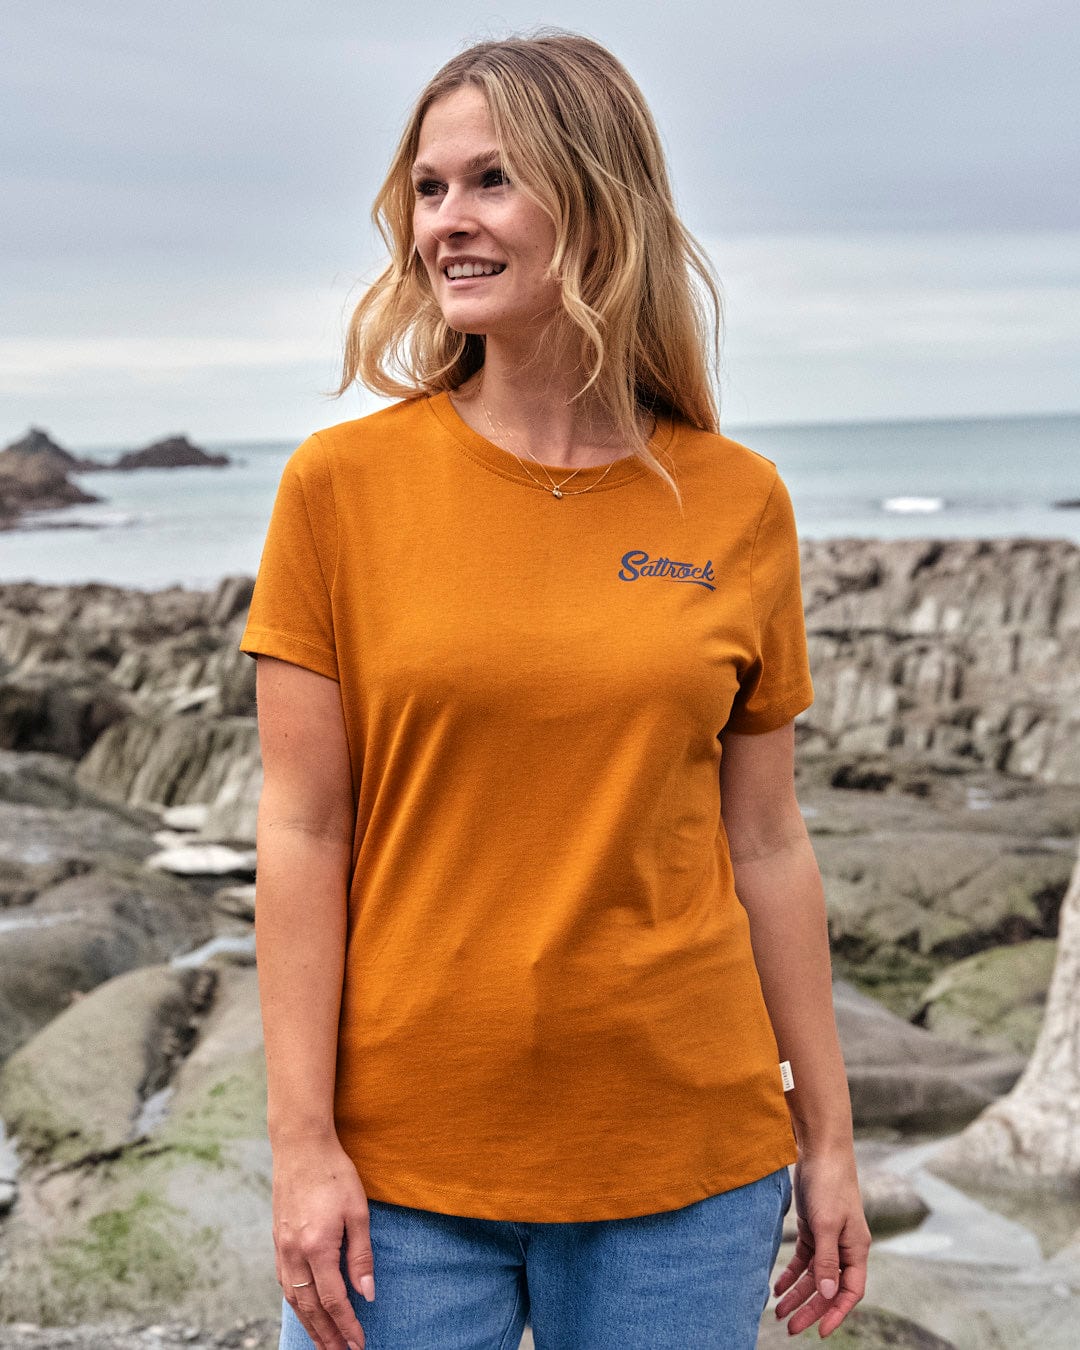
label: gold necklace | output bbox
[475,373,621,500]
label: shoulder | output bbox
[669,422,784,514]
[302,397,435,468]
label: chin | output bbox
[439,305,506,335]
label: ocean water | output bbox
[1,412,1077,591]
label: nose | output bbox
[430,183,477,242]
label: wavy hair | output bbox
[335,30,723,493]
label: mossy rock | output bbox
[916,938,1057,1055]
[0,964,202,1165]
[47,1187,209,1307]
[0,1145,277,1325]
[0,967,277,1327]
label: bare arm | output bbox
[255,653,354,1147]
[254,654,372,1349]
[719,721,851,1152]
[720,720,870,1338]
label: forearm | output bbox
[733,826,853,1153]
[255,808,352,1149]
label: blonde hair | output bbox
[336,29,723,493]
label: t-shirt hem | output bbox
[353,1141,799,1223]
[238,626,339,682]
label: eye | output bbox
[413,179,442,197]
[481,168,507,188]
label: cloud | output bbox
[3,3,1077,439]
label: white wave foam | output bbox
[881,496,946,514]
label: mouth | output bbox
[443,262,506,281]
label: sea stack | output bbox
[0,427,100,528]
[112,435,229,470]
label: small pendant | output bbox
[552,487,563,499]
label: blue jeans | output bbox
[279,1166,792,1350]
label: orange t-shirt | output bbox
[240,391,813,1221]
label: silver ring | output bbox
[291,1280,313,1288]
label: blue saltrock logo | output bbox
[618,550,716,591]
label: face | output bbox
[411,86,561,341]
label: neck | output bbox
[452,336,650,469]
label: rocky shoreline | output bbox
[0,429,230,532]
[0,537,1078,1348]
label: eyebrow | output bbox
[411,150,503,178]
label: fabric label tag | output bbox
[779,1060,795,1092]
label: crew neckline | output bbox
[424,389,676,497]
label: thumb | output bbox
[345,1206,376,1303]
[813,1228,841,1301]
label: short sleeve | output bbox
[725,470,814,734]
[238,432,339,681]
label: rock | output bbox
[758,1303,955,1348]
[926,840,1080,1190]
[0,429,104,529]
[0,448,100,529]
[109,437,229,471]
[145,845,256,878]
[821,831,1070,959]
[0,749,155,818]
[0,428,88,473]
[914,938,1057,1055]
[799,537,1080,786]
[0,581,260,846]
[0,966,280,1328]
[844,1247,1080,1350]
[213,885,255,922]
[172,935,255,969]
[859,1167,932,1238]
[76,717,261,842]
[206,576,255,628]
[834,981,1026,1131]
[0,1317,281,1347]
[0,863,213,1064]
[0,1117,18,1215]
[0,664,130,757]
[0,964,217,1164]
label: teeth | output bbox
[445,262,505,279]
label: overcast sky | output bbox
[3,0,1077,446]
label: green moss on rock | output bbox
[45,1189,219,1318]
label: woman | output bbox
[241,30,870,1350]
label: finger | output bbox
[285,1281,333,1350]
[774,1268,817,1320]
[345,1207,376,1304]
[818,1259,867,1336]
[311,1259,366,1350]
[292,1288,343,1350]
[772,1228,813,1294]
[284,1290,330,1344]
[785,1288,835,1337]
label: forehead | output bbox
[415,86,498,164]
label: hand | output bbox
[272,1132,375,1350]
[773,1147,871,1337]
